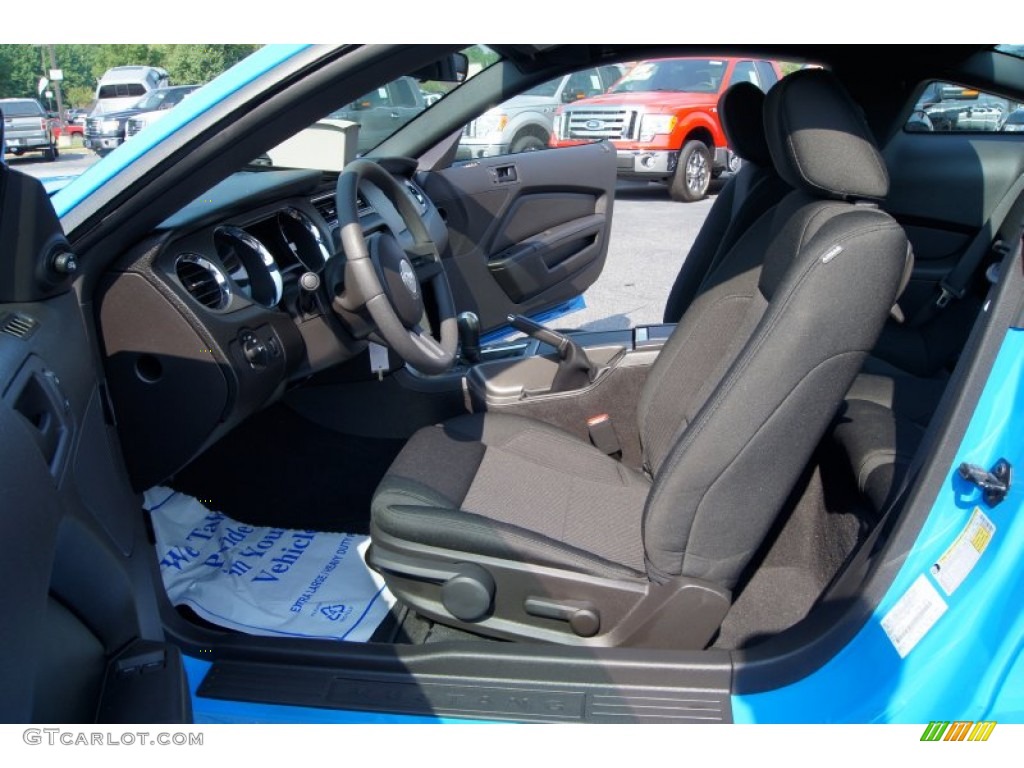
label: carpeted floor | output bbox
[171,403,406,534]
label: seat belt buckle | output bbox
[936,280,965,309]
[586,414,621,457]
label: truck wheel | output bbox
[669,140,712,202]
[510,134,547,154]
[45,143,59,162]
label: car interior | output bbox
[2,44,1024,723]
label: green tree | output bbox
[0,45,48,99]
[156,44,261,85]
[88,44,164,81]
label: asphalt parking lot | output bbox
[566,180,721,331]
[5,143,99,180]
[8,148,719,330]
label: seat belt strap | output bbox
[924,173,1024,317]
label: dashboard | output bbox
[96,163,446,490]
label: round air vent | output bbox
[175,254,231,311]
[214,226,283,308]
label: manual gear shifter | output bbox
[507,314,595,392]
[457,311,481,364]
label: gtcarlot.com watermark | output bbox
[23,729,203,747]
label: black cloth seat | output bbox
[369,70,910,647]
[374,412,650,579]
[832,358,949,511]
[663,81,791,323]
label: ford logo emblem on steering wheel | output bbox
[400,260,419,297]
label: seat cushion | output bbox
[832,362,948,510]
[371,413,651,579]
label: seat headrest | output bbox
[764,69,888,201]
[718,82,770,168]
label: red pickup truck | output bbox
[550,57,783,201]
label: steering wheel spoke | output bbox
[332,159,458,374]
[413,259,444,281]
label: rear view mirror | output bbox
[411,53,469,83]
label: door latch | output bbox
[958,458,1012,506]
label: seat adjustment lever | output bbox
[524,597,600,637]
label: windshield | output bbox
[0,100,42,117]
[610,59,727,94]
[98,83,147,99]
[134,88,193,110]
[257,46,498,170]
[522,79,561,98]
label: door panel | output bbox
[883,130,1024,318]
[0,166,190,723]
[420,141,617,332]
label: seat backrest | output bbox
[638,69,910,589]
[663,82,791,323]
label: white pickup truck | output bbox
[456,65,624,159]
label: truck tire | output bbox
[510,133,548,154]
[44,143,59,162]
[669,140,712,202]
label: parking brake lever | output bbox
[507,314,594,392]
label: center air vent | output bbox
[312,196,338,230]
[175,254,231,311]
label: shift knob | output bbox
[457,311,481,364]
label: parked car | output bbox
[912,81,1014,131]
[456,65,624,159]
[327,76,428,155]
[90,65,171,116]
[124,85,201,139]
[550,57,783,201]
[2,45,1024,732]
[0,97,59,161]
[1002,105,1024,132]
[87,84,200,155]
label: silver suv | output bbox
[457,65,624,159]
[1,99,59,162]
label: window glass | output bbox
[609,59,728,95]
[98,83,147,99]
[906,81,1021,133]
[0,100,43,117]
[457,65,617,161]
[755,61,779,90]
[259,46,491,170]
[730,61,760,89]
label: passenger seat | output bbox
[663,81,791,323]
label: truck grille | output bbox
[564,108,638,140]
[126,121,142,138]
[86,118,102,134]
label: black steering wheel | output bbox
[331,159,457,374]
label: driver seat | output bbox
[367,70,911,648]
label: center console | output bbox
[461,318,675,469]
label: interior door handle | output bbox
[492,164,518,183]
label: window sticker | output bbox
[930,507,996,596]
